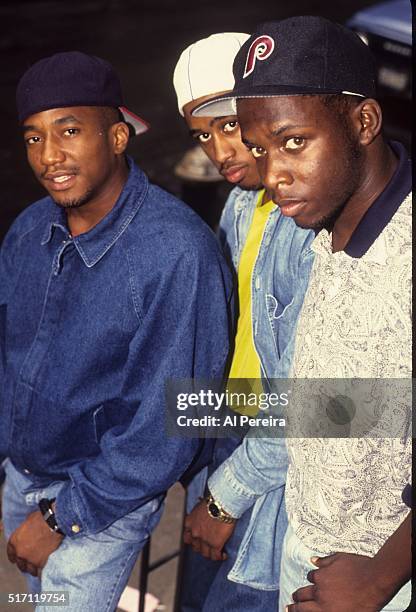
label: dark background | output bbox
[0,0,411,242]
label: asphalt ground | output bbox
[0,1,411,610]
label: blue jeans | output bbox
[2,460,164,611]
[279,523,412,612]
[179,506,278,612]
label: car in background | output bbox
[347,0,411,99]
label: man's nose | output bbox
[213,137,236,165]
[40,135,65,167]
[262,156,293,196]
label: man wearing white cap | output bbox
[173,34,314,611]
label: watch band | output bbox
[38,498,64,535]
[204,494,236,524]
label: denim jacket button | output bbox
[71,524,81,533]
[23,468,30,474]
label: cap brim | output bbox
[191,94,236,117]
[119,106,150,136]
[192,84,367,117]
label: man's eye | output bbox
[285,137,305,150]
[251,146,266,159]
[197,133,211,144]
[223,121,238,133]
[64,128,79,136]
[25,136,41,145]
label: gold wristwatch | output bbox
[204,494,237,524]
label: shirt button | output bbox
[23,468,31,474]
[71,524,81,533]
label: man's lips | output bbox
[277,199,307,217]
[42,171,77,191]
[221,164,248,184]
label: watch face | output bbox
[208,502,220,518]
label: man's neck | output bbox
[66,161,129,237]
[331,144,398,253]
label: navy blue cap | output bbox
[193,16,377,117]
[16,51,149,135]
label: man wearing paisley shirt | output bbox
[193,16,412,612]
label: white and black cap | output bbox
[173,32,250,116]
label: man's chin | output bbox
[239,181,263,192]
[292,217,322,231]
[52,190,93,210]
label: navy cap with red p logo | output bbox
[192,16,377,117]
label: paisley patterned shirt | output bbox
[285,149,411,557]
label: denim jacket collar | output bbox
[41,157,148,268]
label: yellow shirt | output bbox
[228,190,275,413]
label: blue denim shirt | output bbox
[0,158,233,538]
[210,187,314,589]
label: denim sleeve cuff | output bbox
[207,462,259,519]
[54,483,86,538]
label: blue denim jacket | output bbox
[210,187,314,589]
[0,158,233,538]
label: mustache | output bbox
[220,162,245,173]
[40,166,80,179]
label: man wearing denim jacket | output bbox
[0,51,233,610]
[174,34,314,610]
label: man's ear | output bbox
[111,121,130,154]
[352,99,383,146]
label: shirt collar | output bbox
[41,157,148,267]
[344,141,411,258]
[256,188,278,210]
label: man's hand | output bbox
[183,499,236,561]
[286,552,393,612]
[7,510,64,577]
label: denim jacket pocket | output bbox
[266,294,294,335]
[92,400,138,444]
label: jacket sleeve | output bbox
[217,186,240,265]
[208,435,288,518]
[208,230,315,518]
[55,237,233,536]
[0,223,20,466]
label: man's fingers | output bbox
[6,540,16,563]
[286,601,321,612]
[15,557,27,574]
[184,515,192,530]
[292,585,316,602]
[191,538,201,553]
[209,546,224,562]
[306,568,318,583]
[183,527,193,545]
[310,553,337,567]
[25,562,39,577]
[200,542,212,559]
